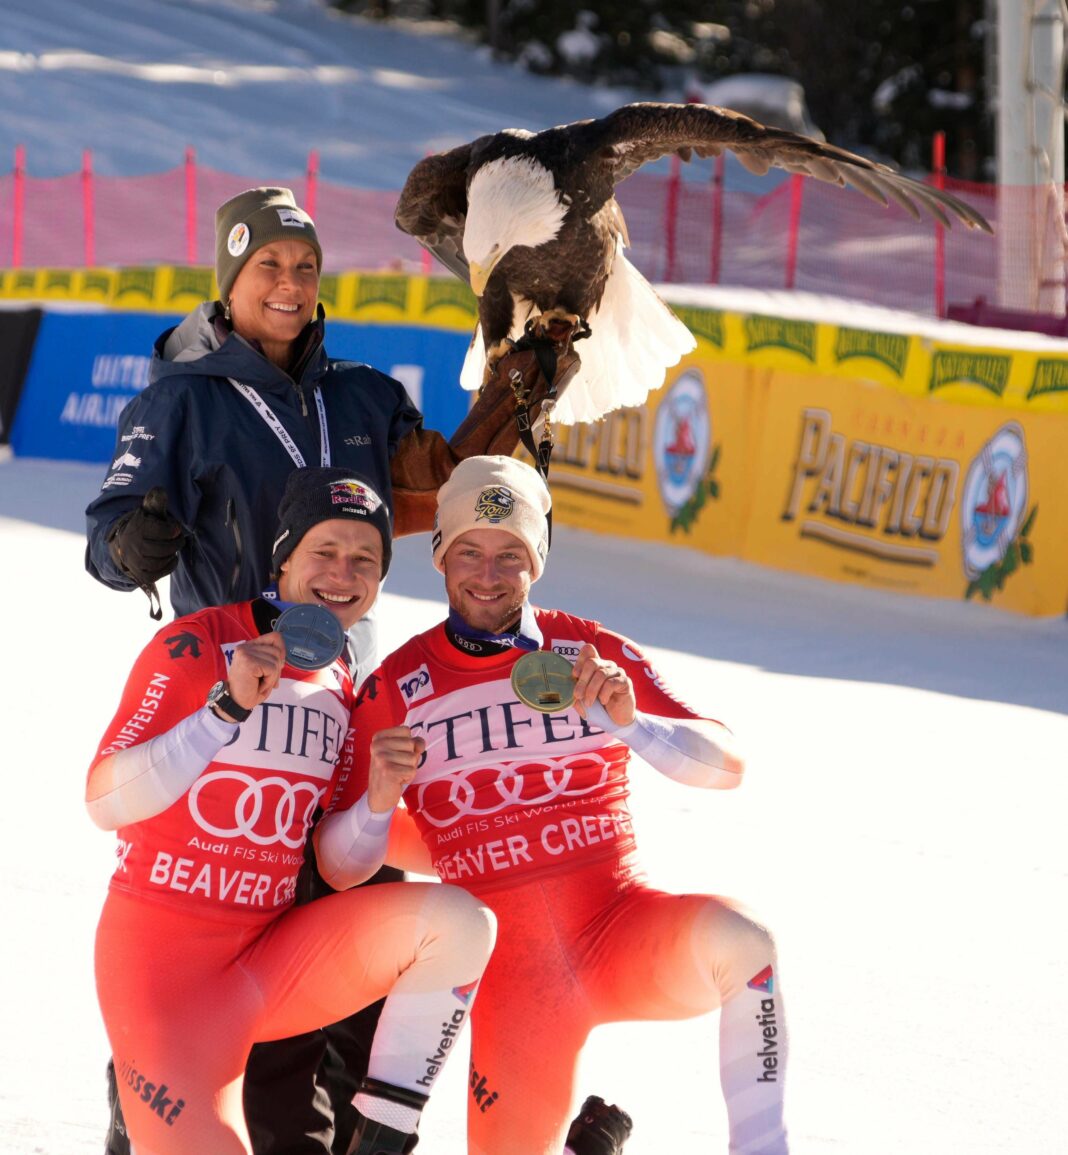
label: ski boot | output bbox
[566,1094,634,1155]
[345,1115,419,1154]
[344,1077,424,1155]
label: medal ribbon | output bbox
[446,602,543,655]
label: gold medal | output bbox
[510,650,576,713]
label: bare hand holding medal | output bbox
[569,644,637,724]
[213,630,288,721]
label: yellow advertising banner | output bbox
[743,372,1064,615]
[0,268,483,328]
[547,357,751,559]
[548,358,1067,617]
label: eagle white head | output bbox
[463,155,568,296]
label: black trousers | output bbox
[104,849,402,1155]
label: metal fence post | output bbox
[665,153,681,282]
[82,149,95,268]
[306,149,319,222]
[709,152,724,285]
[784,173,803,290]
[12,145,25,269]
[185,147,198,265]
[933,130,946,318]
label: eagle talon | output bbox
[530,308,582,338]
[523,310,587,351]
[482,337,516,388]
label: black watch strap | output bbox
[206,680,252,723]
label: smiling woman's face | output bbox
[227,239,319,368]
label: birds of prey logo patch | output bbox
[474,485,514,523]
[227,222,249,256]
[747,965,774,994]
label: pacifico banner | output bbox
[742,372,1063,616]
[545,324,1068,618]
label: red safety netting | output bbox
[0,152,1060,319]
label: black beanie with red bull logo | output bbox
[272,467,393,577]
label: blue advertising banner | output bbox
[10,313,471,464]
[10,311,179,463]
[326,322,471,433]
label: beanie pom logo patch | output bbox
[474,485,515,523]
[227,222,250,257]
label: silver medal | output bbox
[274,604,346,670]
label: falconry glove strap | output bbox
[508,315,590,477]
[387,324,582,538]
[507,316,589,548]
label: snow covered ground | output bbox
[2,456,1066,1155]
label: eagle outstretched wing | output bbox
[395,142,478,281]
[577,102,991,231]
[393,103,992,425]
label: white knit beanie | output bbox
[432,456,551,580]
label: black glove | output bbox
[565,1095,633,1155]
[106,487,187,586]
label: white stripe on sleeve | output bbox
[315,793,394,889]
[587,702,743,789]
[86,707,237,830]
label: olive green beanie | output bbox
[214,187,323,303]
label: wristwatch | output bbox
[206,680,252,723]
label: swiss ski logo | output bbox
[452,979,479,1005]
[747,965,774,994]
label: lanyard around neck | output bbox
[229,379,331,467]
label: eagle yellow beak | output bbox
[468,256,499,297]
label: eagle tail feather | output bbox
[550,246,695,425]
[457,257,695,427]
[459,324,487,392]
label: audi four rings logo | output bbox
[551,643,582,659]
[414,754,611,827]
[398,666,433,703]
[188,770,326,848]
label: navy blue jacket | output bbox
[85,304,422,617]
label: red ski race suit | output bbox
[88,600,493,1155]
[344,609,790,1155]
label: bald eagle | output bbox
[396,102,991,424]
